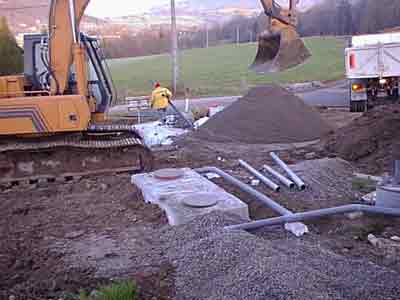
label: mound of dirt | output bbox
[325,104,400,174]
[194,85,332,144]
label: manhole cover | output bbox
[154,168,184,180]
[183,193,219,208]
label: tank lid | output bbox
[153,168,185,180]
[183,193,219,208]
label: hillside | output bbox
[177,0,323,10]
[1,0,324,35]
[298,0,400,36]
[0,0,107,35]
[0,1,49,33]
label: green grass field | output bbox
[108,36,345,98]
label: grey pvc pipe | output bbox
[196,167,292,216]
[238,160,280,192]
[263,164,295,189]
[168,100,194,129]
[270,152,306,190]
[225,204,400,231]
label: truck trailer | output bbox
[345,32,400,112]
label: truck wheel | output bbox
[350,101,367,113]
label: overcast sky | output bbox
[86,1,169,18]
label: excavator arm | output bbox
[259,0,298,27]
[48,0,90,95]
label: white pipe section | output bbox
[239,160,280,192]
[270,152,306,190]
[263,164,295,189]
[196,167,291,215]
[185,98,190,113]
[196,166,308,236]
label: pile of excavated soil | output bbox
[325,104,400,174]
[194,85,332,144]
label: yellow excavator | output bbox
[0,0,308,185]
[0,0,153,185]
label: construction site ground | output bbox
[2,106,400,299]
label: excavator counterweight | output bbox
[252,0,311,73]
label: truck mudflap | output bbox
[349,80,368,112]
[351,90,368,102]
[350,79,368,101]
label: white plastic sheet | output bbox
[131,168,250,225]
[194,117,209,129]
[284,222,309,237]
[133,122,187,146]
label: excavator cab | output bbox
[23,33,115,114]
[252,0,311,73]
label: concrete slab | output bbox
[132,168,250,225]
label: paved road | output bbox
[173,81,350,110]
[172,96,240,111]
[297,81,349,107]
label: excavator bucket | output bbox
[251,26,311,74]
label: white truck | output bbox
[345,32,400,112]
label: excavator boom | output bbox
[260,0,297,26]
[48,0,90,95]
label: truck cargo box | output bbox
[351,32,400,47]
[346,40,400,79]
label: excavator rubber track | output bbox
[0,124,153,188]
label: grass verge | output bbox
[78,281,137,300]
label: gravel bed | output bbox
[159,212,400,300]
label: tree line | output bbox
[102,0,400,59]
[2,0,400,64]
[298,0,400,36]
[0,17,23,76]
[100,15,261,59]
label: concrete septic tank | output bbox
[132,168,250,225]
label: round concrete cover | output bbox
[154,168,185,180]
[183,193,219,208]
